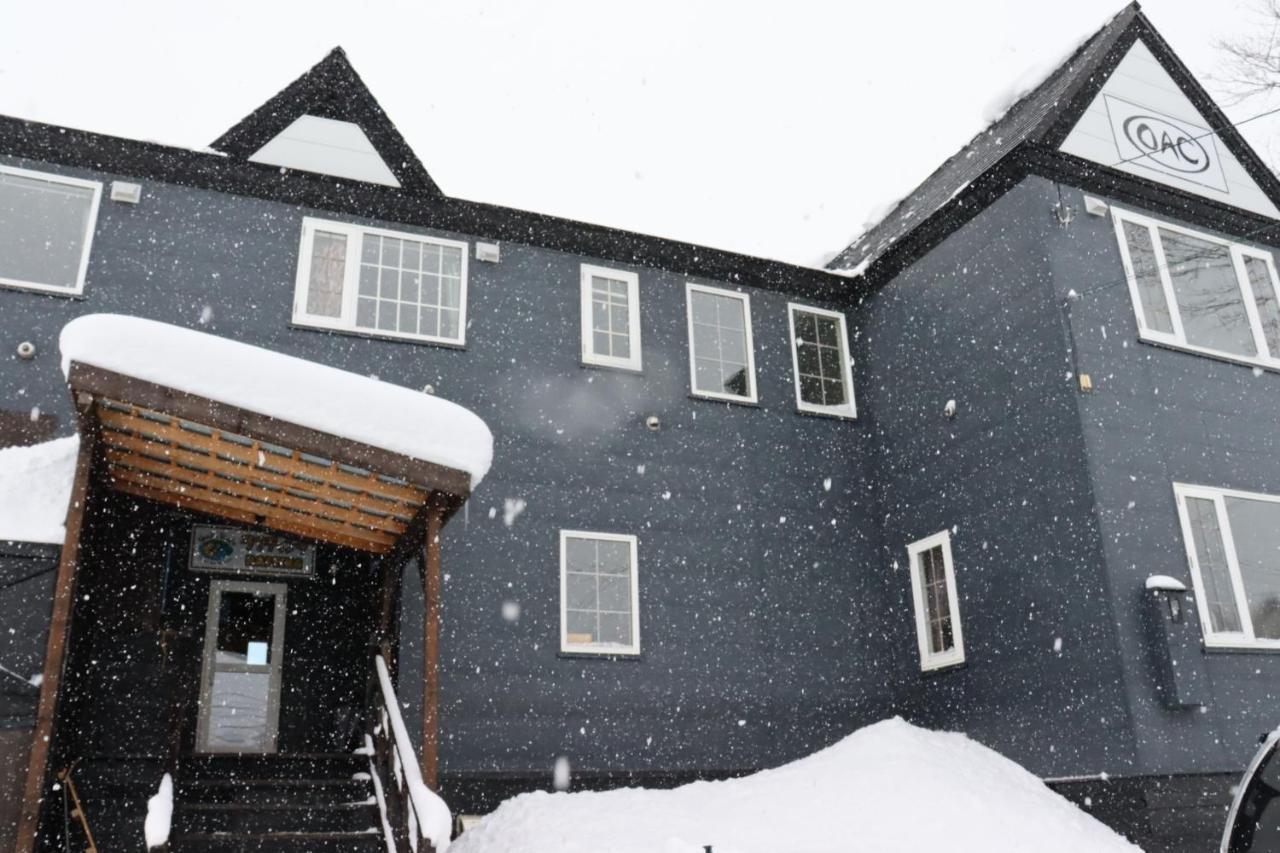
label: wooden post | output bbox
[14,420,98,853]
[420,502,444,792]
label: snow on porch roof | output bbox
[59,314,493,488]
[0,436,79,545]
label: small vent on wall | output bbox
[110,181,143,204]
[475,242,500,263]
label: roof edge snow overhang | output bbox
[66,360,469,554]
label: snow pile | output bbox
[0,436,79,544]
[60,315,493,487]
[143,773,173,850]
[452,718,1141,853]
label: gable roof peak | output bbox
[211,46,441,196]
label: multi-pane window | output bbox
[906,531,965,671]
[0,165,102,296]
[580,264,642,371]
[1113,207,1280,370]
[293,217,468,345]
[559,530,640,656]
[685,283,758,402]
[788,304,856,417]
[1175,483,1280,648]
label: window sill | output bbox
[1202,642,1280,655]
[0,279,85,299]
[289,320,467,350]
[688,392,760,408]
[794,405,857,421]
[580,360,644,376]
[557,649,642,661]
[919,658,966,676]
[1136,331,1280,374]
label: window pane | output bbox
[562,535,636,652]
[1245,256,1280,357]
[1121,221,1174,335]
[587,273,634,362]
[792,308,849,408]
[215,591,275,665]
[1225,497,1280,639]
[306,231,347,318]
[0,171,96,291]
[919,546,954,655]
[1160,229,1255,356]
[1185,496,1242,634]
[689,291,752,398]
[354,232,464,341]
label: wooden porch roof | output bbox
[68,362,471,554]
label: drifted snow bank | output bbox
[0,436,79,544]
[60,314,493,487]
[452,718,1141,853]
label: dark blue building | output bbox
[0,4,1277,851]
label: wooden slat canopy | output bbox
[66,362,471,554]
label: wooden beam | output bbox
[14,423,99,853]
[102,447,407,535]
[69,362,472,497]
[97,407,427,508]
[110,477,394,554]
[420,501,445,792]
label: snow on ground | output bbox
[0,435,78,544]
[60,314,493,487]
[452,718,1141,853]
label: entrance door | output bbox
[196,580,287,753]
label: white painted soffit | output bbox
[1059,39,1280,220]
[248,114,402,188]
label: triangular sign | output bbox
[1059,39,1280,219]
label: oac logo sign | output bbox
[1104,94,1228,192]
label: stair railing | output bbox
[370,654,451,853]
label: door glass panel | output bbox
[214,591,276,664]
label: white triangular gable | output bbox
[249,115,401,187]
[1060,40,1280,219]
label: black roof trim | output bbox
[826,2,1142,275]
[0,113,850,301]
[826,2,1280,280]
[211,47,442,196]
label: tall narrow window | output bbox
[788,304,856,417]
[906,531,965,671]
[293,217,468,345]
[560,531,640,656]
[580,264,642,371]
[1113,207,1280,369]
[0,165,102,296]
[685,283,758,403]
[1175,483,1280,648]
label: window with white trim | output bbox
[685,283,757,402]
[788,303,856,417]
[293,217,468,345]
[1174,483,1280,649]
[580,264,642,370]
[1113,207,1280,370]
[0,165,102,296]
[906,530,965,671]
[559,530,640,656]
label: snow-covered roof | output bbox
[60,314,493,487]
[452,717,1139,853]
[0,436,79,545]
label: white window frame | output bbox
[684,282,759,403]
[787,302,857,418]
[0,164,102,297]
[906,530,965,672]
[559,530,641,657]
[1173,482,1280,651]
[292,216,470,346]
[1112,206,1280,371]
[579,264,642,371]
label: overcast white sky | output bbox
[0,1,1275,267]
